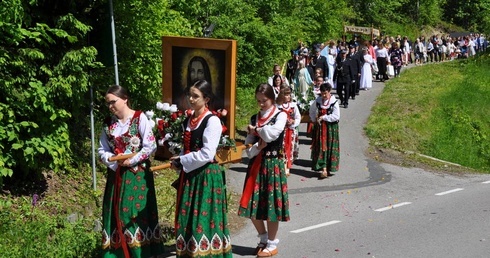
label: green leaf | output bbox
[12,143,23,150]
[25,147,34,155]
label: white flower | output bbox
[164,133,173,141]
[145,110,155,119]
[221,135,228,145]
[156,102,164,111]
[169,104,178,113]
[157,139,165,146]
[148,119,156,129]
[130,136,141,148]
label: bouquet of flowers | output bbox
[295,86,316,115]
[145,102,235,156]
[145,102,186,155]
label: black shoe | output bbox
[352,96,355,100]
[344,103,348,108]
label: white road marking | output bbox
[482,181,490,184]
[435,188,464,196]
[290,220,342,233]
[374,202,412,212]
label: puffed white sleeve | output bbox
[309,98,319,121]
[291,104,301,128]
[98,130,118,171]
[321,100,341,122]
[257,112,287,143]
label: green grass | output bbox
[365,53,490,172]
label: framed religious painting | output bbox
[162,36,237,139]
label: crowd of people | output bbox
[95,32,486,258]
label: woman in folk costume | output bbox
[238,83,290,257]
[309,83,340,179]
[276,86,301,177]
[170,80,232,257]
[98,85,164,258]
[271,74,284,99]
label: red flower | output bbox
[171,112,178,121]
[221,125,228,134]
[276,199,283,208]
[196,224,203,234]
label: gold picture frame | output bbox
[162,36,237,139]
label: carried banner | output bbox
[344,25,380,37]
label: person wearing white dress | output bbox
[360,48,374,90]
[326,52,336,88]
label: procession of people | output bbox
[97,31,486,257]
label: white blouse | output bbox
[309,95,340,122]
[179,111,222,173]
[245,106,287,158]
[98,112,156,172]
[376,47,389,58]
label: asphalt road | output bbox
[227,69,490,258]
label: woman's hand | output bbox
[257,139,267,150]
[116,154,131,167]
[170,156,182,171]
[247,124,256,135]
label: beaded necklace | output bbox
[189,108,208,130]
[257,106,276,127]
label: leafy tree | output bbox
[443,0,490,32]
[0,0,100,183]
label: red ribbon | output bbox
[321,121,327,151]
[284,128,293,168]
[114,167,130,258]
[239,152,263,208]
[174,170,185,236]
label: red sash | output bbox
[174,170,185,235]
[239,152,263,208]
[114,167,130,258]
[321,121,328,151]
[284,128,293,168]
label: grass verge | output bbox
[365,53,490,173]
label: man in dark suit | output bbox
[334,49,355,108]
[308,46,329,82]
[347,44,362,99]
[285,50,298,83]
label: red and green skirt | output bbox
[238,157,290,222]
[311,122,340,172]
[101,164,164,258]
[175,163,232,257]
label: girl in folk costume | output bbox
[170,80,232,258]
[276,86,301,177]
[271,74,284,99]
[309,83,340,179]
[238,83,290,257]
[98,85,164,258]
